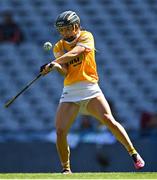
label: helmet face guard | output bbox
[56,24,74,32]
[55,11,80,42]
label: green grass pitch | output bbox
[0,172,156,179]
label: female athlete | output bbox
[40,11,145,174]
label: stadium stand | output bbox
[0,0,157,135]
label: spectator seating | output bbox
[0,0,157,132]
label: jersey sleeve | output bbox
[76,31,95,51]
[53,41,64,58]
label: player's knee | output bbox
[56,128,67,138]
[103,113,113,121]
[102,113,117,126]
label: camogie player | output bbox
[40,11,145,174]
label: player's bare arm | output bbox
[54,45,85,64]
[40,45,85,75]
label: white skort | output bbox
[59,81,103,115]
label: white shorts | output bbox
[59,81,103,114]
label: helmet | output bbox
[55,11,80,28]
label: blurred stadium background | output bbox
[0,0,157,173]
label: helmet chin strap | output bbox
[63,35,77,42]
[63,30,81,43]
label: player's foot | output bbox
[62,169,72,174]
[132,153,145,170]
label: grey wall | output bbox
[0,139,156,173]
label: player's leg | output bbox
[87,95,145,169]
[55,102,79,173]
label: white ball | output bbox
[43,42,52,51]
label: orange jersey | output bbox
[53,30,99,86]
